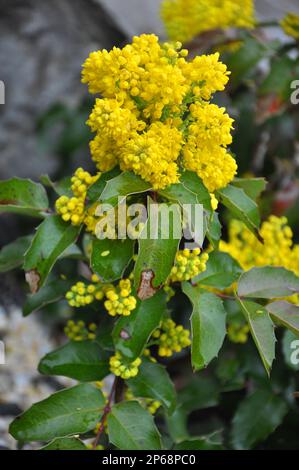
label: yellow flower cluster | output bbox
[183,103,237,192]
[82,34,236,191]
[110,351,142,379]
[169,248,209,282]
[220,216,299,302]
[65,278,104,307]
[161,0,256,43]
[55,167,100,230]
[66,275,137,317]
[125,389,161,415]
[281,13,299,40]
[153,318,191,357]
[104,279,137,317]
[227,323,250,344]
[64,320,97,341]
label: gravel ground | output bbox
[0,305,74,450]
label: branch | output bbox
[92,376,118,449]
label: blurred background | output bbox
[1,0,299,450]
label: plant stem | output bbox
[92,376,118,449]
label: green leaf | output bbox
[107,401,162,450]
[23,215,80,293]
[180,171,212,209]
[195,251,242,289]
[100,171,151,206]
[160,170,212,210]
[134,201,181,298]
[174,436,223,450]
[206,211,222,249]
[0,235,32,272]
[237,267,299,299]
[128,361,176,412]
[237,298,276,375]
[266,301,299,335]
[40,175,72,197]
[0,177,49,216]
[113,290,166,361]
[216,185,260,237]
[86,167,121,204]
[231,389,288,449]
[23,279,72,316]
[182,284,226,370]
[91,238,134,282]
[232,177,266,200]
[282,330,299,371]
[38,341,110,381]
[41,437,86,450]
[178,375,220,412]
[226,36,267,87]
[9,384,105,442]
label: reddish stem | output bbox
[92,376,118,449]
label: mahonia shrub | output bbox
[161,0,256,43]
[1,33,299,451]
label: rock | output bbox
[0,0,125,180]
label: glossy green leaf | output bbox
[128,361,176,412]
[231,389,287,449]
[86,167,121,204]
[195,251,242,289]
[23,215,80,292]
[23,279,73,316]
[237,298,276,375]
[134,201,181,296]
[182,283,226,370]
[9,384,105,442]
[226,36,267,87]
[0,235,32,272]
[206,211,222,249]
[238,267,299,299]
[100,171,151,206]
[216,185,260,236]
[232,177,266,200]
[91,237,134,282]
[38,340,110,381]
[0,177,48,216]
[107,401,162,450]
[41,437,86,450]
[113,290,166,361]
[175,436,223,450]
[160,171,211,210]
[40,174,72,197]
[266,301,299,335]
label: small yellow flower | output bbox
[227,323,250,344]
[110,351,142,379]
[64,320,97,341]
[169,248,209,282]
[154,318,191,357]
[281,13,299,40]
[104,279,137,317]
